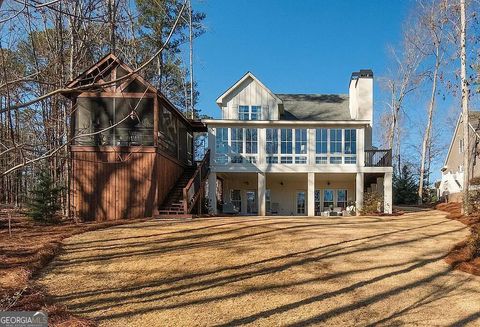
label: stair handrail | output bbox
[182,149,211,213]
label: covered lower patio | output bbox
[208,171,392,216]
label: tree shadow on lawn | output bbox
[51,219,457,269]
[38,217,475,326]
[65,214,414,248]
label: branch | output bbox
[1,88,149,176]
[0,0,188,115]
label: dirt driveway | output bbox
[37,210,480,326]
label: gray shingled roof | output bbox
[276,94,351,121]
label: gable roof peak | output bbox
[216,71,281,106]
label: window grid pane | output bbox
[316,156,328,164]
[330,156,342,164]
[324,190,334,208]
[295,129,307,154]
[344,129,356,154]
[246,128,258,154]
[330,129,342,154]
[266,128,278,154]
[239,106,249,120]
[251,106,261,120]
[281,129,293,154]
[316,129,328,154]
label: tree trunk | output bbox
[460,0,470,214]
[418,51,439,204]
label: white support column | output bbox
[357,128,365,167]
[208,172,217,215]
[208,127,216,161]
[258,172,266,216]
[258,128,266,165]
[308,128,316,165]
[384,172,393,214]
[356,172,364,215]
[308,172,315,217]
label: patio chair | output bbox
[222,202,239,215]
[270,203,279,215]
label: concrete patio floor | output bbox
[37,210,480,326]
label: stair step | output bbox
[159,164,206,213]
[155,214,193,219]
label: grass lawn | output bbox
[37,210,480,326]
[0,210,148,326]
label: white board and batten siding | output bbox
[220,76,281,120]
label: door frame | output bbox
[295,190,306,215]
[246,190,257,214]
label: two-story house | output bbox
[439,111,480,202]
[205,71,393,216]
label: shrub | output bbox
[27,169,62,223]
[361,191,383,215]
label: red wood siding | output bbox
[157,152,184,207]
[71,147,184,221]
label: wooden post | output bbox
[153,95,159,147]
[183,187,188,213]
[198,170,202,214]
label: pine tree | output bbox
[393,165,418,205]
[27,169,62,223]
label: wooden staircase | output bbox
[157,150,210,218]
[158,166,197,216]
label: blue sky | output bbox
[194,0,412,118]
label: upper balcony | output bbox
[365,149,392,167]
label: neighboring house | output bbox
[204,71,393,216]
[64,54,207,220]
[439,111,480,202]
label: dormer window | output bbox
[238,105,261,120]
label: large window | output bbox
[266,189,271,213]
[316,129,328,153]
[231,128,244,163]
[215,127,258,164]
[215,128,228,164]
[238,105,261,120]
[214,127,358,166]
[337,190,348,209]
[344,129,357,164]
[266,128,279,163]
[295,129,308,163]
[281,129,293,163]
[246,128,258,154]
[330,129,343,154]
[231,190,241,212]
[296,191,306,214]
[315,128,357,165]
[266,128,306,164]
[75,97,154,146]
[324,190,334,209]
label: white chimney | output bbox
[349,70,373,124]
